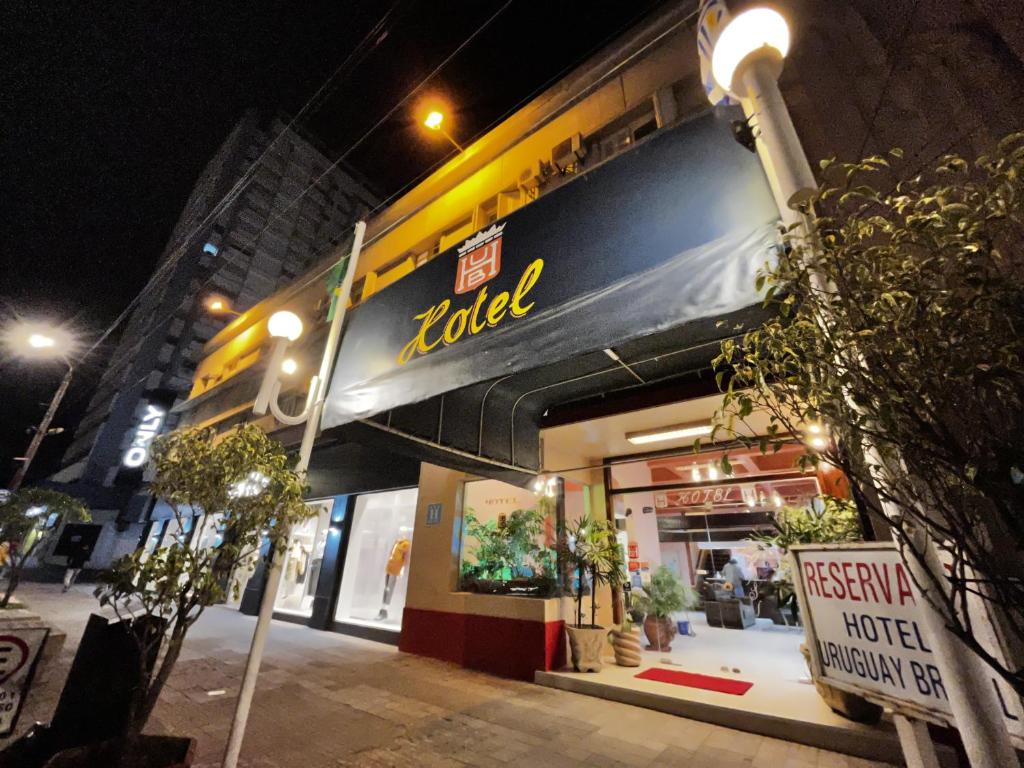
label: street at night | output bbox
[2,1,1023,766]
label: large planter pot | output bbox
[43,735,196,768]
[643,615,678,651]
[566,624,606,672]
[609,627,642,667]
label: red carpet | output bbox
[635,668,754,695]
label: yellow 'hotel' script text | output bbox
[398,259,544,365]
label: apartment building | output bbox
[48,111,375,566]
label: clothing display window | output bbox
[275,500,332,617]
[334,488,417,632]
[190,514,224,552]
[141,520,167,560]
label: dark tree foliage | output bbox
[713,133,1024,693]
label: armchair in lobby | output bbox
[702,583,757,630]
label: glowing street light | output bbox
[422,108,464,153]
[28,333,56,349]
[267,310,303,341]
[709,7,790,96]
[206,296,241,317]
[424,111,444,130]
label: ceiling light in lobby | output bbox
[625,422,712,445]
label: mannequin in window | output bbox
[375,537,411,621]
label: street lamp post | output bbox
[424,110,465,153]
[8,363,73,492]
[221,220,366,768]
[3,323,77,491]
[700,4,1017,767]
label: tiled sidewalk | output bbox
[2,583,893,768]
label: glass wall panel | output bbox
[334,489,417,632]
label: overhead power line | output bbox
[92,1,517,368]
[74,1,404,366]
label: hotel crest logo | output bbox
[399,223,544,365]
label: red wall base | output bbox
[400,606,565,680]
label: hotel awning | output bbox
[321,108,779,481]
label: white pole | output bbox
[739,55,1018,768]
[739,62,816,225]
[897,516,1018,768]
[222,220,367,768]
[893,715,941,768]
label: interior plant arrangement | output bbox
[754,495,861,625]
[562,513,620,671]
[631,565,696,652]
[42,424,312,768]
[460,506,556,596]
[710,133,1024,694]
[0,487,89,608]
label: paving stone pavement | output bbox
[1,583,895,768]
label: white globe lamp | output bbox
[710,7,790,98]
[267,311,303,341]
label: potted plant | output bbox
[45,424,312,767]
[0,488,89,608]
[604,539,641,667]
[562,514,619,671]
[632,566,695,652]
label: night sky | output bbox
[0,0,673,484]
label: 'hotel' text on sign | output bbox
[793,544,1024,741]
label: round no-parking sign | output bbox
[0,628,49,737]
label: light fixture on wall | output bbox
[690,465,702,482]
[706,462,719,481]
[743,487,756,509]
[625,422,713,445]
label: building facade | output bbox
[48,112,376,567]
[167,1,1024,762]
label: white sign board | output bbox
[793,543,1024,746]
[0,627,49,737]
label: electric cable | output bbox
[362,1,699,221]
[232,0,515,259]
[72,2,404,368]
[93,0,520,365]
[87,1,696,381]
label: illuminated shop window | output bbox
[334,488,418,632]
[275,500,332,617]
